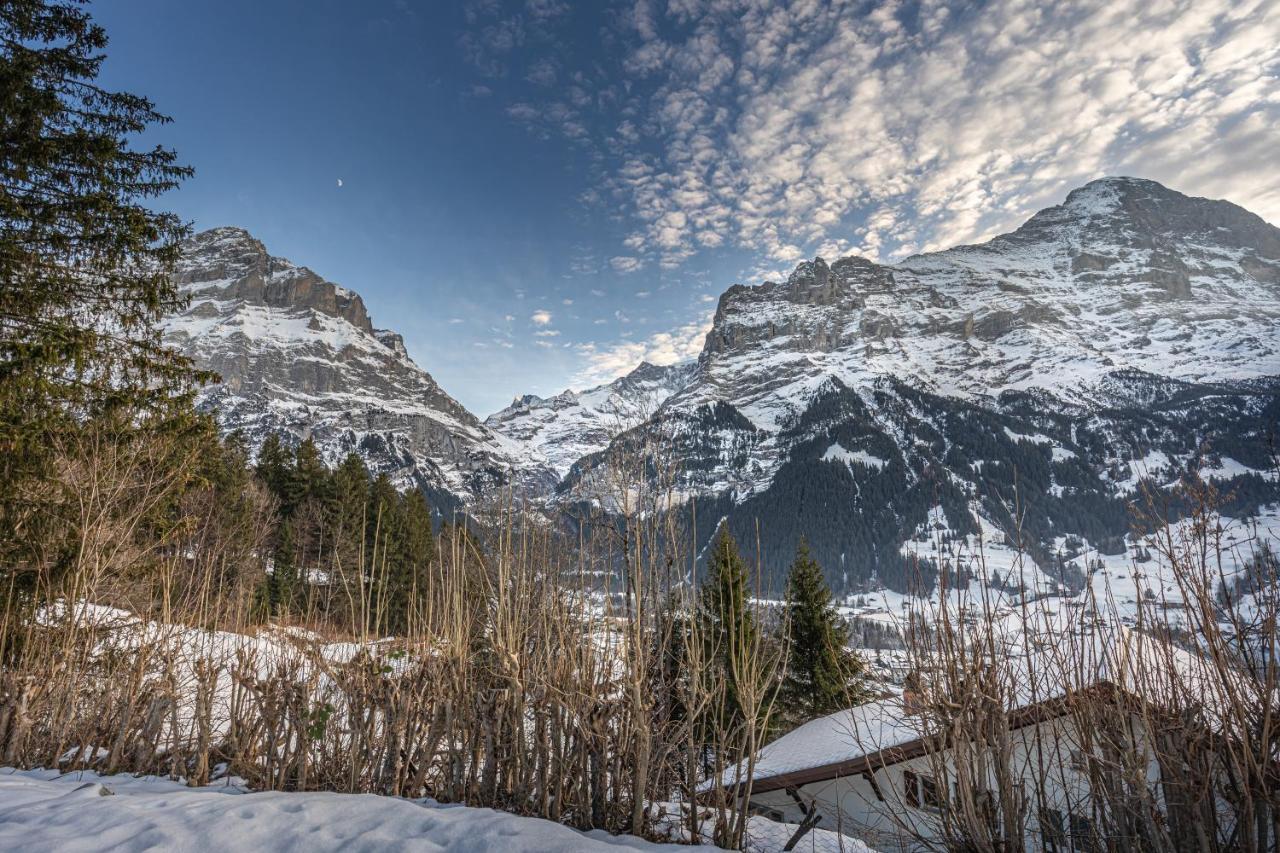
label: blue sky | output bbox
[95,0,1279,415]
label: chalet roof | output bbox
[711,617,1239,796]
[729,697,923,791]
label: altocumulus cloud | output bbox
[465,0,1279,390]
[552,0,1280,270]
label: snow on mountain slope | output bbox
[163,227,553,504]
[682,176,1280,433]
[485,361,696,478]
[560,177,1280,591]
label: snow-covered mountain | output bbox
[560,177,1280,591]
[163,227,553,506]
[167,179,1279,592]
[484,361,696,478]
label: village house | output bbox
[710,625,1258,851]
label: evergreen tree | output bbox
[699,525,757,728]
[330,452,370,559]
[380,489,434,634]
[269,517,298,616]
[779,539,869,726]
[0,0,201,581]
[255,433,292,500]
[287,437,330,513]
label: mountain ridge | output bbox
[165,177,1280,593]
[163,226,554,507]
[550,176,1280,590]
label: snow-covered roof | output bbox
[738,697,924,789]
[718,618,1247,793]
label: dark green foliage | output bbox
[778,539,870,728]
[699,525,757,728]
[254,434,291,497]
[268,517,299,614]
[377,488,435,634]
[253,439,435,632]
[683,376,1279,597]
[0,0,203,575]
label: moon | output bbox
[337,178,343,187]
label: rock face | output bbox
[163,227,552,506]
[685,178,1280,432]
[484,361,697,479]
[553,178,1280,591]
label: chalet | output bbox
[709,625,1256,851]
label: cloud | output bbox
[570,0,1280,267]
[610,255,643,273]
[525,57,559,87]
[535,329,561,337]
[525,0,568,19]
[574,315,713,388]
[531,309,553,325]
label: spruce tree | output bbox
[270,517,299,616]
[0,0,201,581]
[288,437,330,513]
[780,539,869,726]
[255,434,292,500]
[699,525,757,727]
[330,453,370,556]
[380,489,434,635]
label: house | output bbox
[710,623,1254,851]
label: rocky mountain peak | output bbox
[177,227,375,334]
[1008,176,1280,275]
[164,227,552,503]
[485,358,699,478]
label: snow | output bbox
[649,802,873,852]
[718,608,1244,793]
[1199,456,1277,482]
[716,698,921,788]
[0,768,685,853]
[165,228,547,499]
[821,443,887,470]
[486,362,696,478]
[655,177,1280,506]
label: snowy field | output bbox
[845,502,1280,635]
[0,769,875,852]
[0,768,687,853]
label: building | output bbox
[710,624,1256,851]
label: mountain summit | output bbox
[167,178,1280,592]
[551,177,1280,590]
[163,227,552,507]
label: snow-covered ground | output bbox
[0,768,688,853]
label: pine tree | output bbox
[380,489,434,635]
[0,0,201,581]
[330,453,370,556]
[699,525,757,727]
[287,437,330,513]
[269,517,299,616]
[255,434,292,500]
[779,539,869,726]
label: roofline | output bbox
[722,683,1125,797]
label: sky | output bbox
[95,0,1280,416]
